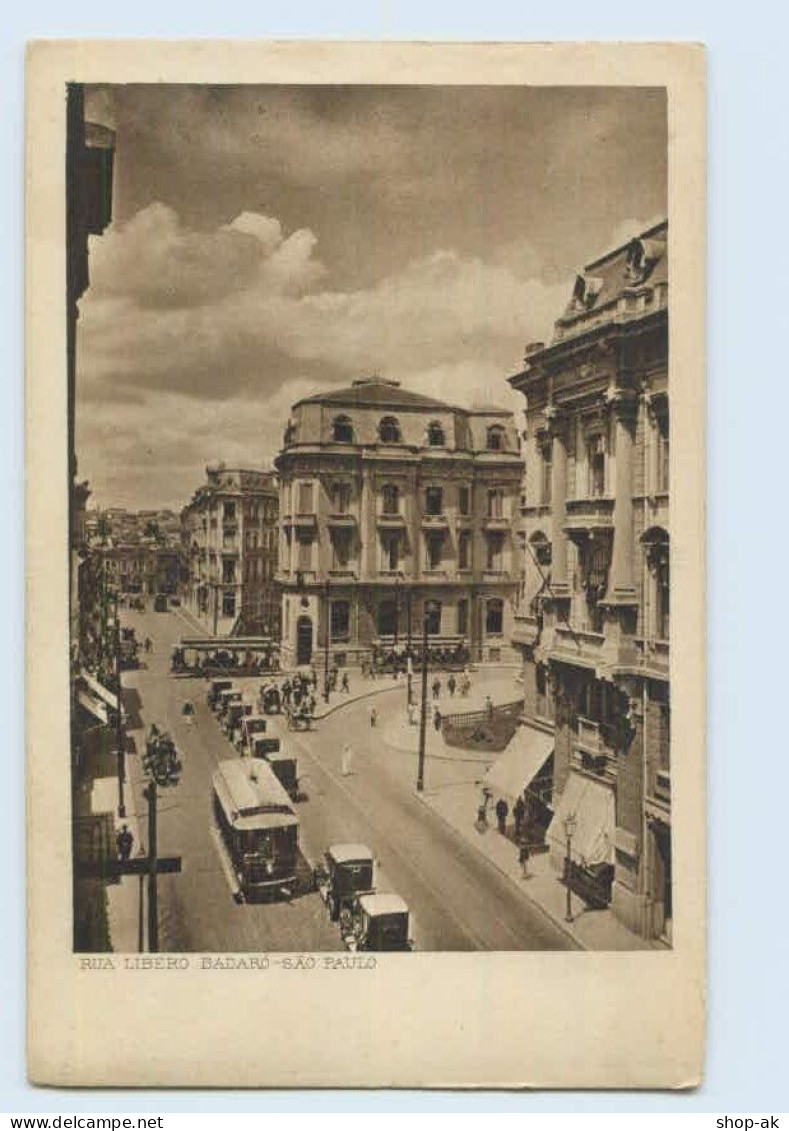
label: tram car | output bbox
[211,758,300,902]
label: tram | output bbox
[211,757,300,902]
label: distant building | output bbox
[274,377,523,670]
[509,220,670,943]
[181,465,280,636]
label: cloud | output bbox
[77,203,566,506]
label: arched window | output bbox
[486,425,506,451]
[379,416,402,444]
[427,421,445,447]
[332,415,354,443]
[486,598,504,636]
[642,527,670,641]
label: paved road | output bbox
[120,606,575,953]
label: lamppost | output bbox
[406,587,414,706]
[394,573,401,648]
[416,599,436,793]
[563,811,578,922]
[323,578,331,702]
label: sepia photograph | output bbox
[27,40,705,1087]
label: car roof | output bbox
[326,843,373,864]
[358,893,409,916]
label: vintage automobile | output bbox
[317,843,376,922]
[344,893,413,952]
[217,688,242,720]
[207,679,234,710]
[224,700,250,739]
[255,741,298,802]
[153,593,168,612]
[259,684,282,715]
[238,714,267,753]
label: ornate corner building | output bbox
[275,377,524,671]
[509,221,671,943]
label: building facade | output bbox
[181,465,280,637]
[275,378,523,671]
[509,221,670,943]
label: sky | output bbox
[77,84,667,510]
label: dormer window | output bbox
[486,425,506,451]
[332,415,354,444]
[379,416,402,444]
[427,421,445,447]
[572,273,603,310]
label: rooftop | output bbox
[296,377,459,413]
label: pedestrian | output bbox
[513,794,526,840]
[341,671,350,694]
[485,694,494,720]
[407,702,416,727]
[433,706,442,732]
[116,824,133,862]
[370,707,378,728]
[341,743,353,776]
[495,797,509,835]
[519,840,531,879]
[432,677,441,700]
[448,673,456,697]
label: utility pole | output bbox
[416,603,430,792]
[114,589,126,817]
[145,781,159,952]
[406,588,413,706]
[323,579,331,702]
[137,843,146,953]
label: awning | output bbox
[550,773,615,866]
[77,690,109,726]
[482,724,554,804]
[79,669,119,713]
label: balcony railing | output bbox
[654,769,671,805]
[421,513,448,527]
[564,497,614,534]
[376,512,406,527]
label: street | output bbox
[120,605,575,953]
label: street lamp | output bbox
[406,586,414,706]
[563,811,578,922]
[416,599,437,793]
[394,573,401,648]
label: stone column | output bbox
[606,388,639,604]
[546,407,569,595]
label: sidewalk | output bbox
[90,775,145,953]
[417,778,657,951]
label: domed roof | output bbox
[295,377,459,413]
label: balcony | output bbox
[511,612,540,647]
[564,497,614,535]
[291,512,318,530]
[654,769,671,806]
[421,512,449,529]
[483,514,510,531]
[327,512,357,528]
[376,512,406,528]
[328,568,357,579]
[633,636,670,677]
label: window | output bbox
[486,532,504,572]
[425,602,442,635]
[458,530,471,570]
[486,598,504,636]
[331,529,352,570]
[656,555,670,640]
[656,414,670,493]
[587,434,606,498]
[487,489,504,518]
[425,531,444,570]
[379,416,402,444]
[222,559,236,584]
[427,421,445,446]
[382,484,400,515]
[458,485,471,515]
[222,591,236,618]
[536,664,548,717]
[332,415,354,444]
[330,600,350,642]
[332,481,352,513]
[486,425,505,451]
[377,600,397,637]
[297,482,314,513]
[380,531,400,572]
[457,599,468,636]
[297,531,313,571]
[581,539,609,633]
[425,486,443,516]
[224,502,236,524]
[539,441,552,505]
